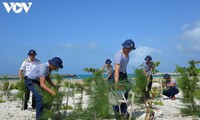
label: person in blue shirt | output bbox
[163,74,179,100]
[26,57,63,120]
[110,39,136,118]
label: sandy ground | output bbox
[0,79,200,120]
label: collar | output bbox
[28,58,35,62]
[120,49,129,58]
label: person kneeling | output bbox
[162,74,179,100]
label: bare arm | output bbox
[107,71,112,79]
[19,69,24,81]
[46,76,57,89]
[101,64,106,70]
[114,64,120,83]
[143,70,148,78]
[150,64,155,74]
[167,81,175,87]
[40,76,56,95]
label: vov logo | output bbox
[3,2,32,13]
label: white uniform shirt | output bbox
[20,58,40,76]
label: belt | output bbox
[119,72,127,74]
[26,77,39,81]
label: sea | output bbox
[59,73,180,80]
[0,73,181,81]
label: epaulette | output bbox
[24,58,29,62]
[35,59,40,62]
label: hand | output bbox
[114,83,119,90]
[162,83,166,87]
[54,86,58,91]
[147,77,150,82]
[52,92,56,96]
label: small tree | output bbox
[16,80,26,105]
[1,77,10,101]
[134,61,160,104]
[35,74,65,119]
[152,61,160,74]
[176,60,200,117]
[132,68,148,104]
[53,73,63,88]
[83,68,112,119]
[66,68,113,119]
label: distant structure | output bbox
[0,74,77,80]
[61,74,76,78]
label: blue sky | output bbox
[0,0,200,75]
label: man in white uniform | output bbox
[19,49,40,110]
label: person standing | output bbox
[19,49,40,110]
[111,39,136,118]
[26,57,63,120]
[143,55,154,100]
[101,59,113,80]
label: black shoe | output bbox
[21,106,27,110]
[121,112,130,119]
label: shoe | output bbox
[121,112,130,119]
[171,97,176,100]
[21,106,27,110]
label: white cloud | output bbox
[129,46,162,67]
[177,20,200,51]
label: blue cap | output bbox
[48,57,63,68]
[145,55,152,61]
[105,59,112,64]
[163,74,170,79]
[121,39,136,50]
[28,49,37,55]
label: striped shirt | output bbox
[114,50,129,73]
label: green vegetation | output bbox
[66,68,113,119]
[133,61,162,120]
[52,73,63,88]
[176,60,200,117]
[0,77,11,101]
[152,61,160,74]
[132,68,147,104]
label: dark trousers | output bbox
[163,87,179,98]
[113,91,129,114]
[109,71,130,115]
[145,75,153,100]
[23,77,36,109]
[25,79,43,120]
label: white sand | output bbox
[130,93,198,120]
[0,100,36,120]
[0,79,200,120]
